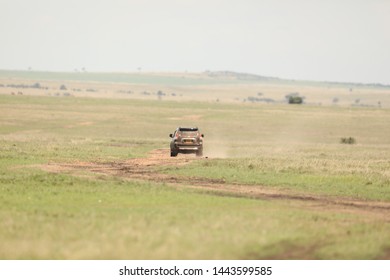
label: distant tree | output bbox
[248,96,256,103]
[32,82,41,89]
[60,84,67,90]
[332,97,339,104]
[157,90,165,100]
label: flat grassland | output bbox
[0,71,389,259]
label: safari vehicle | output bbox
[169,127,204,157]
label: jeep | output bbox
[169,127,204,157]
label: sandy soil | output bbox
[42,149,390,220]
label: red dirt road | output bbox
[43,149,390,220]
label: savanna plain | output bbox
[0,71,390,259]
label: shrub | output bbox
[288,96,304,104]
[285,92,304,104]
[340,137,356,144]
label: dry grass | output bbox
[0,73,389,259]
[1,71,390,107]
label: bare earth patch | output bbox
[40,149,390,222]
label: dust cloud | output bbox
[203,142,230,159]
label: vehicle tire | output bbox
[196,150,203,157]
[170,150,178,157]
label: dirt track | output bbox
[43,149,390,220]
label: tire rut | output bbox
[42,149,390,219]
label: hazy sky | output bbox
[1,0,389,84]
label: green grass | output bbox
[1,93,390,259]
[1,170,389,259]
[163,146,390,201]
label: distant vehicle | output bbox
[169,127,204,157]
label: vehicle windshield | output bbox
[180,131,198,137]
[177,128,199,137]
[179,128,198,132]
